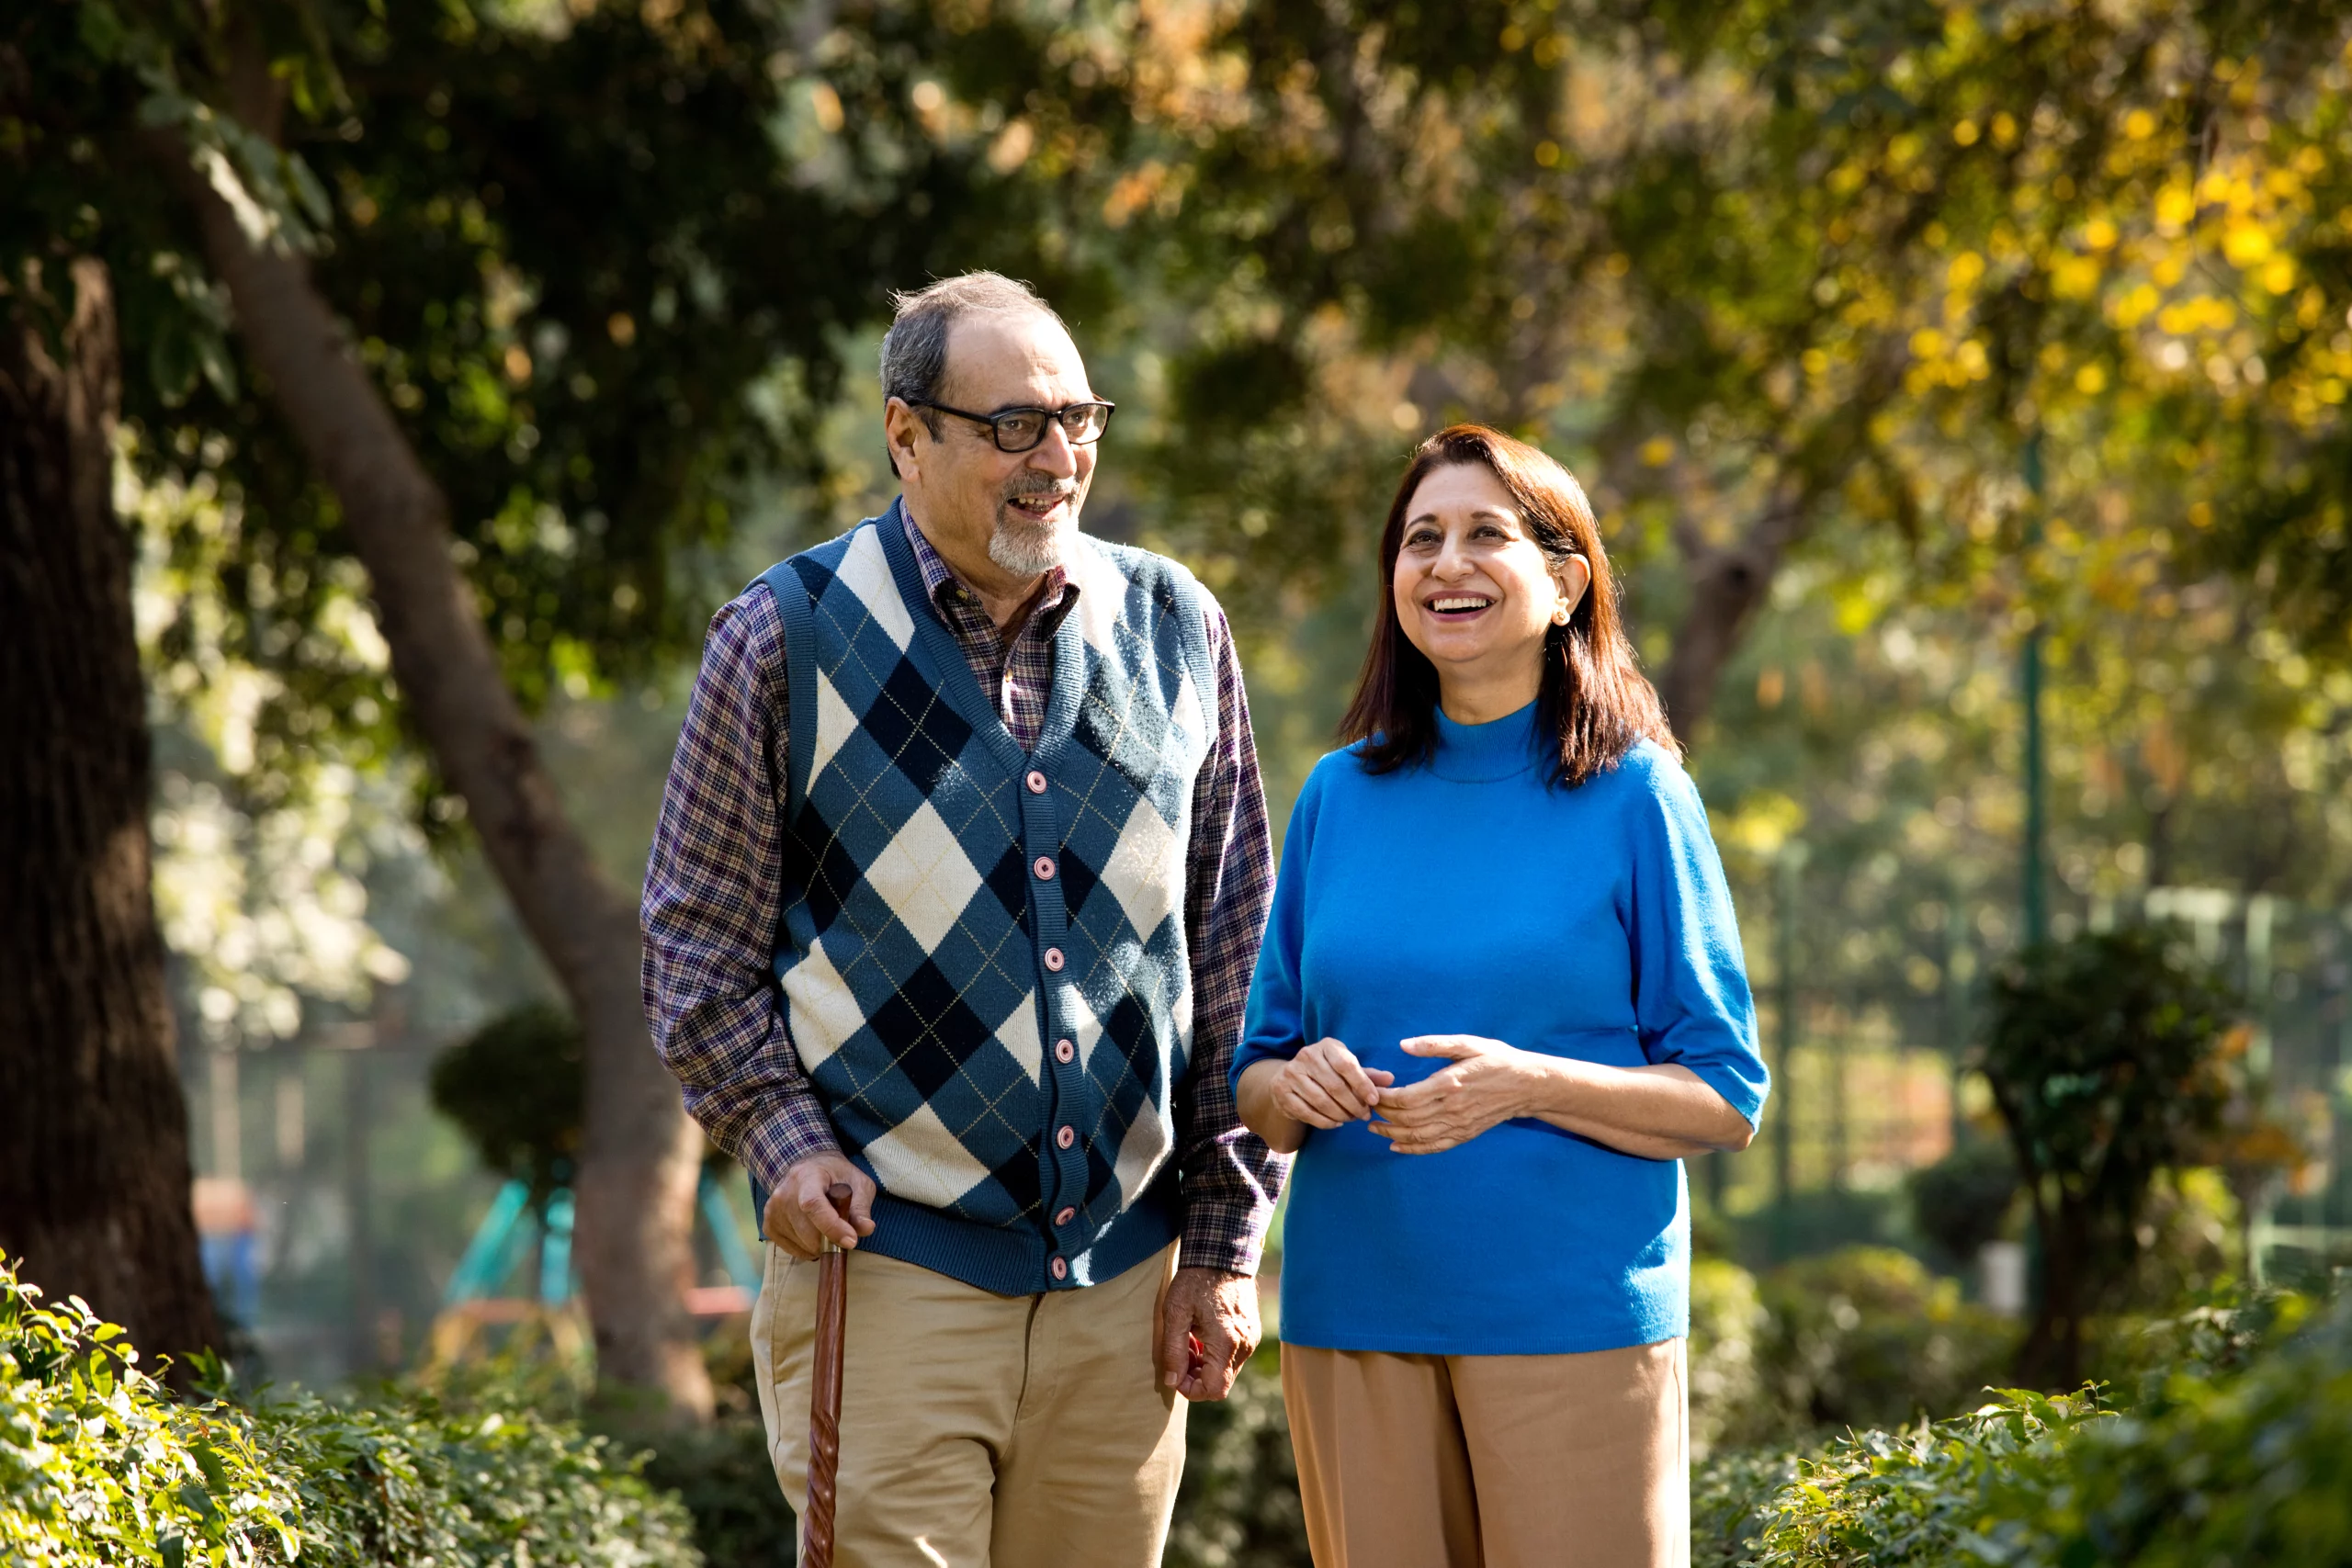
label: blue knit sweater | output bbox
[1231,703,1768,1355]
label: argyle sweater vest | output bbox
[760,505,1216,1294]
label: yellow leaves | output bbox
[1946,252,1984,290]
[1534,140,1562,167]
[2081,217,2118,252]
[1990,112,2018,149]
[1952,118,1979,147]
[605,312,636,346]
[1639,435,1675,467]
[2222,221,2273,267]
[2112,283,2161,329]
[502,344,532,384]
[2075,363,2108,396]
[2154,185,2196,232]
[2051,254,2102,300]
[2261,256,2299,295]
[2122,108,2158,141]
[2188,501,2213,529]
[1909,328,1946,360]
[2156,297,2234,334]
[1802,347,1831,378]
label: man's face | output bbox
[891,310,1098,580]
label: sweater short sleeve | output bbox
[1624,745,1771,1129]
[1229,754,1334,1094]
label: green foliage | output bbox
[1747,1387,2111,1567]
[2010,1294,2352,1566]
[632,1417,792,1568]
[1906,1136,2021,1274]
[1715,1290,2338,1567]
[429,1000,585,1196]
[2,1269,300,1566]
[1693,1446,1804,1568]
[1980,929,2240,1382]
[0,1253,698,1566]
[1700,1248,2016,1451]
[1164,1347,1311,1568]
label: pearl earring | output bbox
[1551,600,1572,626]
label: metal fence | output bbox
[1706,860,2352,1280]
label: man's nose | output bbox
[1027,419,1080,479]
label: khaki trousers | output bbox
[1282,1338,1690,1568]
[749,1240,1185,1568]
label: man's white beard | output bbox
[989,506,1077,577]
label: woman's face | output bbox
[1391,462,1582,704]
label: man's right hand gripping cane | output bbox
[764,1155,877,1259]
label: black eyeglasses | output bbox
[907,399,1116,453]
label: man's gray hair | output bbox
[879,272,1069,430]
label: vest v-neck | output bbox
[876,502,1084,770]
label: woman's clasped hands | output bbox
[1265,1034,1540,1155]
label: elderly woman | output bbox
[1232,425,1769,1568]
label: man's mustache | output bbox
[1002,476,1080,503]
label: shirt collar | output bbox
[900,504,1076,624]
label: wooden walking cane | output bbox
[803,1182,855,1568]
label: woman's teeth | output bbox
[1430,597,1491,613]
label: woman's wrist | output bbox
[1517,1051,1594,1121]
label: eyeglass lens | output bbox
[995,405,1112,451]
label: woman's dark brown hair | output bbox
[1339,423,1678,785]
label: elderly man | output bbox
[641,272,1284,1564]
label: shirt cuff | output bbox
[1179,1194,1276,1277]
[736,1089,843,1192]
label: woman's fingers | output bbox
[1280,1070,1355,1128]
[1301,1055,1378,1119]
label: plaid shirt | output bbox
[642,510,1286,1275]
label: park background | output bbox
[7,0,2352,1563]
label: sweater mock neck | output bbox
[1431,698,1544,782]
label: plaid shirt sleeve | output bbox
[640,581,842,1190]
[1174,599,1290,1276]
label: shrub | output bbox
[1979,929,2238,1387]
[1737,1248,2014,1446]
[1747,1387,2109,1567]
[1745,1291,2344,1567]
[1164,1346,1310,1568]
[0,1253,699,1566]
[2010,1292,2352,1566]
[1905,1136,2019,1275]
[1690,1258,1771,1457]
[1692,1446,1801,1568]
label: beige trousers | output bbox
[749,1240,1185,1568]
[1281,1338,1690,1568]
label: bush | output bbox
[0,1253,699,1566]
[1164,1347,1310,1568]
[1906,1136,2019,1275]
[1741,1290,2345,1566]
[1693,1248,2015,1450]
[1747,1387,2109,1566]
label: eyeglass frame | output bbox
[900,397,1117,454]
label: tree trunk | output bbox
[1654,491,1815,745]
[0,258,223,1379]
[165,135,711,1416]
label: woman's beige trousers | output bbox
[1281,1337,1689,1568]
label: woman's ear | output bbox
[1555,554,1593,618]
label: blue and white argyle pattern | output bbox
[762,508,1215,1287]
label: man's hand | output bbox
[763,1153,878,1260]
[1369,1034,1540,1155]
[1156,1267,1259,1402]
